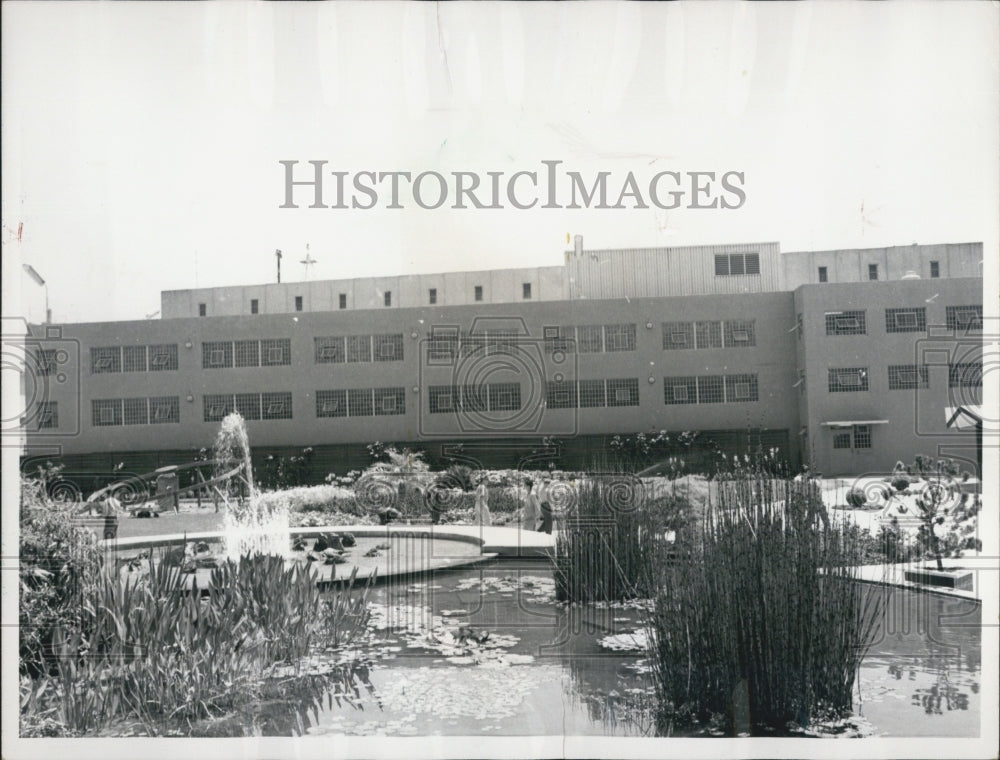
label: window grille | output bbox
[315,337,346,363]
[697,375,725,404]
[374,387,405,416]
[150,397,179,423]
[149,344,178,370]
[946,305,982,332]
[546,381,577,409]
[123,346,147,372]
[262,338,291,366]
[316,390,347,418]
[93,399,123,426]
[578,379,606,408]
[92,347,121,374]
[695,321,722,349]
[123,398,149,425]
[604,324,636,352]
[235,340,260,368]
[828,367,869,392]
[885,308,926,333]
[347,335,372,363]
[664,377,697,405]
[607,378,639,407]
[236,392,262,420]
[949,362,982,388]
[347,389,374,417]
[888,365,929,390]
[825,311,866,336]
[724,320,756,347]
[262,392,293,419]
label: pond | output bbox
[184,560,981,738]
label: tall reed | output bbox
[554,476,697,602]
[648,473,885,735]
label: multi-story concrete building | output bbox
[21,240,984,484]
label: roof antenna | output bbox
[275,249,282,283]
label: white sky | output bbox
[2,1,998,324]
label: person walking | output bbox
[473,477,492,527]
[522,478,540,531]
[537,478,554,534]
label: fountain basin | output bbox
[108,526,522,587]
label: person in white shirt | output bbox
[473,477,492,527]
[522,478,540,531]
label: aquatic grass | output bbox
[21,553,373,736]
[554,477,698,602]
[647,473,887,735]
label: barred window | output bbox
[316,389,347,418]
[725,374,759,402]
[428,385,456,414]
[235,340,260,368]
[833,432,852,449]
[825,311,866,336]
[92,347,121,374]
[577,325,603,353]
[607,378,639,407]
[546,380,577,409]
[339,293,347,310]
[854,425,872,449]
[578,379,606,408]
[37,349,58,376]
[695,321,722,349]
[474,285,483,302]
[427,329,459,363]
[374,387,405,416]
[93,399,123,426]
[429,288,437,305]
[460,332,486,357]
[489,383,521,412]
[204,394,234,422]
[946,305,982,333]
[868,264,879,281]
[828,367,869,392]
[543,326,575,354]
[697,375,725,404]
[888,365,929,390]
[348,388,374,417]
[818,267,828,283]
[724,320,756,347]
[930,261,940,278]
[374,334,404,362]
[150,397,180,424]
[203,342,233,369]
[123,345,147,372]
[885,307,926,333]
[37,401,58,429]
[251,299,259,314]
[149,344,178,371]
[662,322,693,350]
[262,338,292,366]
[949,362,982,388]
[315,336,346,364]
[523,283,532,300]
[123,398,149,425]
[605,324,636,352]
[262,391,293,420]
[461,384,489,413]
[347,335,372,363]
[236,392,262,420]
[664,377,697,405]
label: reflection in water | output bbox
[181,562,981,738]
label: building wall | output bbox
[27,291,801,466]
[783,242,983,287]
[794,277,982,475]
[568,242,782,299]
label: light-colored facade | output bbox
[25,240,983,481]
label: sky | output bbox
[2,1,998,324]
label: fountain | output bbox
[214,412,291,562]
